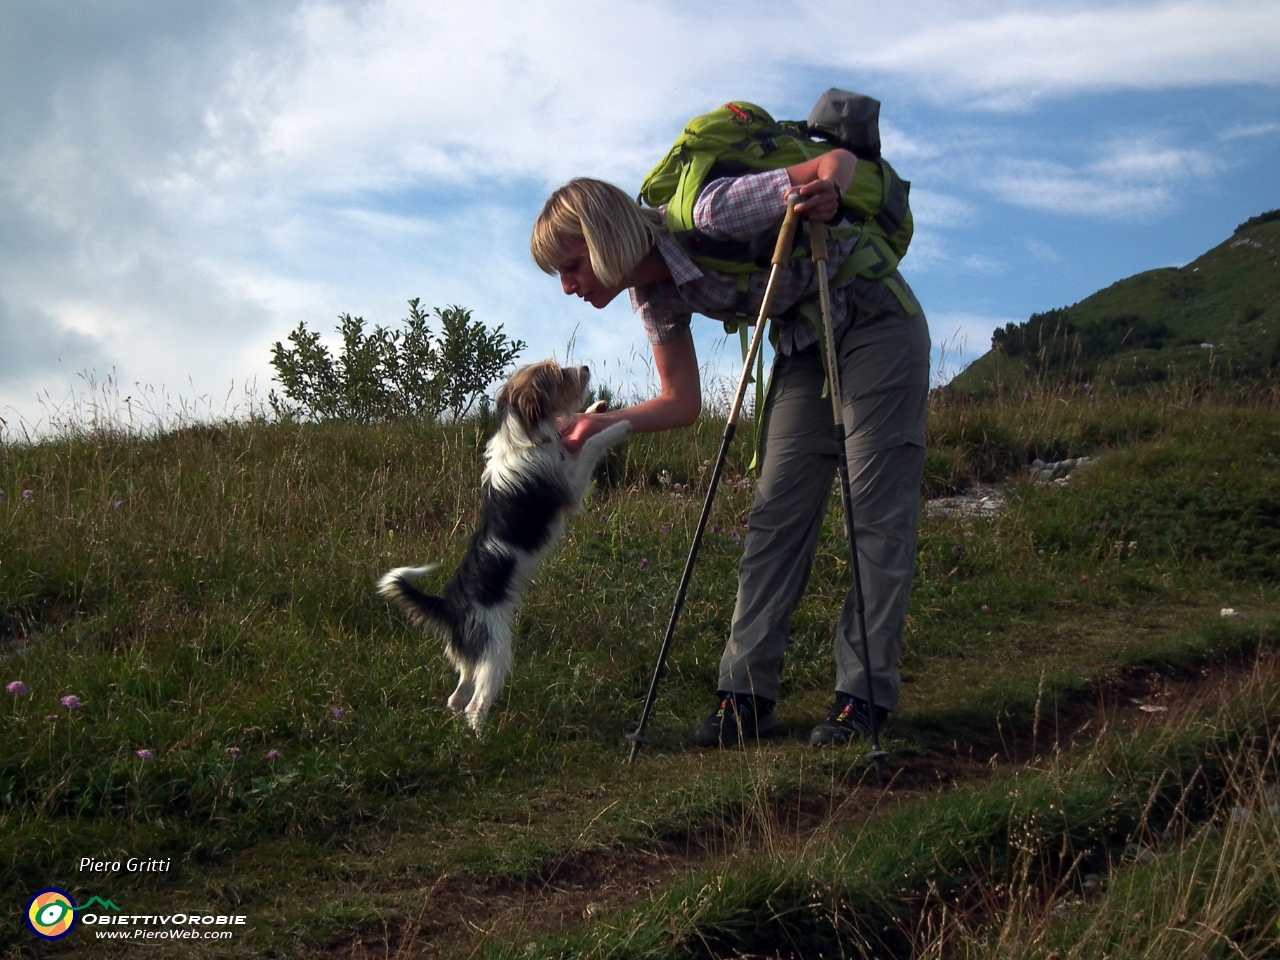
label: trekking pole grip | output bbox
[772,193,803,267]
[809,217,828,264]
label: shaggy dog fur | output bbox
[377,360,631,732]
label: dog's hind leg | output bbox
[447,672,476,714]
[462,608,514,734]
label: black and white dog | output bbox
[378,360,631,733]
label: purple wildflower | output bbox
[1083,383,1092,392]
[112,501,123,510]
[226,747,243,759]
[21,490,33,500]
[6,681,27,696]
[329,707,345,721]
[1099,522,1109,531]
[639,558,649,572]
[1022,391,1032,401]
[45,714,58,722]
[60,695,82,710]
[135,749,155,762]
[981,605,991,613]
[265,749,283,760]
[1081,574,1091,582]
[0,490,5,500]
[953,544,964,556]
[660,525,670,535]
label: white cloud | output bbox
[960,254,1007,274]
[986,139,1218,217]
[878,124,944,163]
[990,159,1167,216]
[909,189,975,229]
[1218,121,1280,141]
[1091,140,1217,180]
[1025,238,1065,263]
[846,0,1280,108]
[2,0,1279,431]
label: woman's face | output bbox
[556,236,627,309]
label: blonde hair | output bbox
[531,178,665,287]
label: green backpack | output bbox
[639,90,917,316]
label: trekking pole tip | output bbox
[625,730,650,764]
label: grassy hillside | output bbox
[951,210,1280,395]
[3,383,1280,956]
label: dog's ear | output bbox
[513,376,551,430]
[499,361,557,432]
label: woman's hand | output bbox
[558,331,702,453]
[794,178,842,222]
[787,149,857,222]
[558,412,611,454]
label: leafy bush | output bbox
[268,299,525,423]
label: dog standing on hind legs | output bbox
[378,360,631,734]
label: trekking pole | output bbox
[626,193,805,764]
[809,219,888,762]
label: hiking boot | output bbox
[809,693,888,747]
[693,693,782,748]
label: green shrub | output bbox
[268,299,525,423]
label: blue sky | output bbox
[1,0,1278,433]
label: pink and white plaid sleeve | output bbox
[692,170,793,242]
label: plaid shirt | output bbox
[630,169,858,353]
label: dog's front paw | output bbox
[584,399,608,414]
[599,420,633,445]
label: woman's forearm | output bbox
[559,331,701,451]
[593,330,701,433]
[605,389,700,434]
[787,148,856,193]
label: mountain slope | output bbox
[950,210,1280,394]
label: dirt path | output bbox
[325,654,1264,959]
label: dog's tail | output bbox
[377,565,459,638]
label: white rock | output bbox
[1125,843,1156,864]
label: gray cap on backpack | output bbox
[807,88,882,160]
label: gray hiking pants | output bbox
[717,274,930,712]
